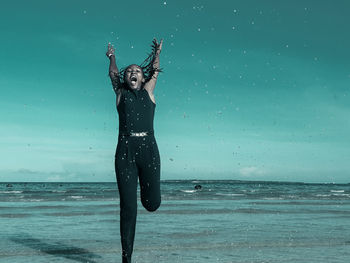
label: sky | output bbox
[0,0,349,183]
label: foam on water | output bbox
[180,190,197,193]
[330,190,345,193]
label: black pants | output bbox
[115,134,161,263]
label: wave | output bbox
[0,191,23,194]
[180,190,197,193]
[332,193,350,197]
[215,193,245,196]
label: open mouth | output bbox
[130,75,137,85]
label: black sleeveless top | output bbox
[117,86,156,133]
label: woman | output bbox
[106,39,163,263]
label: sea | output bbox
[1,180,350,263]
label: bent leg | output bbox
[137,137,161,212]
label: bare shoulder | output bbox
[143,74,158,93]
[144,87,156,104]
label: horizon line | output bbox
[1,179,349,185]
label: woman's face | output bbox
[124,64,145,89]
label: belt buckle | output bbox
[131,132,147,137]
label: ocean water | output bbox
[1,180,350,263]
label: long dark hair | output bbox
[117,40,163,86]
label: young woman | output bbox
[106,39,163,263]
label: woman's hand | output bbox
[106,42,116,58]
[153,38,163,55]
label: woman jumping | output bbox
[106,38,163,263]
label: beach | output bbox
[1,181,350,262]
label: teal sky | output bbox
[1,0,349,183]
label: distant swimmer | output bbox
[106,38,163,263]
[194,184,202,190]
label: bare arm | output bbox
[106,43,121,93]
[144,39,163,93]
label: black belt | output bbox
[119,131,154,137]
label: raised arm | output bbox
[106,43,121,93]
[144,38,163,93]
